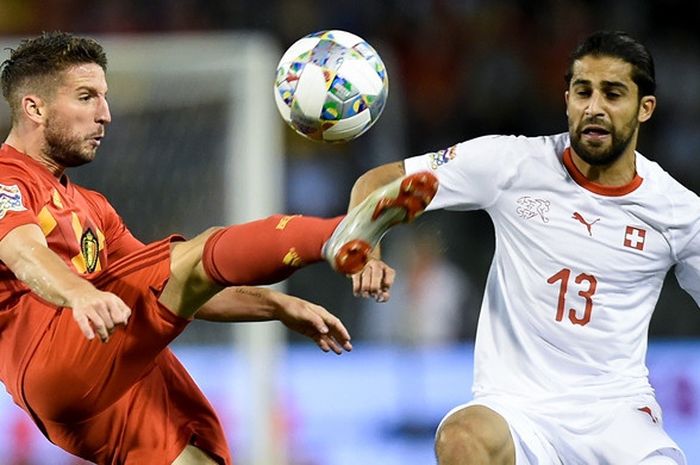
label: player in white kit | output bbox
[347,31,698,465]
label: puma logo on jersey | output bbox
[572,212,600,236]
[516,196,550,223]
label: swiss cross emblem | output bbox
[624,226,646,250]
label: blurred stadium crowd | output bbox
[1,0,699,342]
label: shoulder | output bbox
[0,154,35,177]
[637,153,699,203]
[454,132,567,158]
[459,133,568,178]
[0,155,44,202]
[72,184,117,212]
[406,132,567,178]
[634,154,700,245]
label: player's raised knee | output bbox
[435,407,514,465]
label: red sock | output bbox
[202,214,343,286]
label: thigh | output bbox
[41,350,232,465]
[439,399,563,465]
[436,404,515,465]
[159,227,223,319]
[584,399,686,465]
[23,236,190,423]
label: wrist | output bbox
[61,279,97,307]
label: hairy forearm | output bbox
[195,286,282,322]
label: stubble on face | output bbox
[42,112,98,168]
[568,109,639,167]
[565,56,646,168]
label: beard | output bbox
[569,114,638,167]
[42,116,98,168]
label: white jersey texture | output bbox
[404,133,700,409]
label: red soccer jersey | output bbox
[0,143,144,308]
[0,144,232,464]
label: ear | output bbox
[564,91,570,116]
[21,95,46,124]
[638,95,656,123]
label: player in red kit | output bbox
[0,32,438,465]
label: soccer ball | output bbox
[274,30,389,143]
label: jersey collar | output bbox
[563,147,643,197]
[1,143,73,192]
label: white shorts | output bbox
[437,395,686,465]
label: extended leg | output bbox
[159,214,341,319]
[159,171,439,319]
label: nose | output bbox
[584,91,604,117]
[96,96,111,125]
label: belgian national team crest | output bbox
[0,183,27,219]
[80,228,99,272]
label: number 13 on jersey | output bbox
[547,268,598,326]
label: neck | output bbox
[569,149,637,186]
[570,130,640,187]
[5,129,65,178]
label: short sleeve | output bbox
[675,207,700,305]
[403,134,522,212]
[0,169,41,242]
[672,189,700,306]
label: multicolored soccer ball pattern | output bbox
[274,30,389,143]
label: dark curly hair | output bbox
[1,31,107,121]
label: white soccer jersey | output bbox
[404,133,700,407]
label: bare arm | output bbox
[348,161,406,209]
[0,224,131,341]
[196,286,352,354]
[348,162,406,301]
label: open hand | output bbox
[351,258,395,302]
[273,294,352,354]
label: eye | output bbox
[606,92,621,99]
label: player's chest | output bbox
[38,188,106,273]
[495,184,671,274]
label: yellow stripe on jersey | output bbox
[51,189,64,208]
[37,206,57,236]
[70,212,83,242]
[71,251,88,274]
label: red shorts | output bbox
[6,237,232,465]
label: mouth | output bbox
[89,134,104,147]
[580,125,610,141]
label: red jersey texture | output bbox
[0,143,143,306]
[0,144,232,464]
